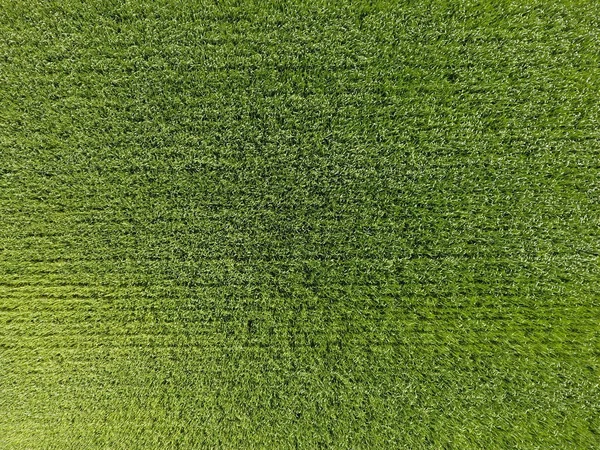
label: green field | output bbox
[1,0,599,448]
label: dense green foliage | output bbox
[1,0,599,448]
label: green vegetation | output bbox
[1,0,599,448]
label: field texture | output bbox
[1,0,600,448]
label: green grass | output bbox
[1,0,599,448]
